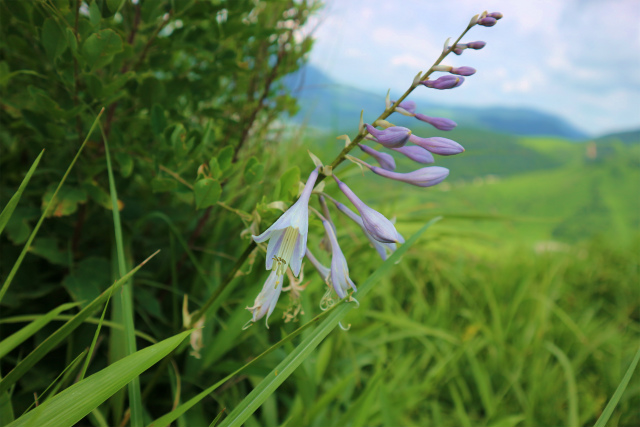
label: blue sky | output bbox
[306,0,640,136]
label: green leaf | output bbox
[208,158,221,179]
[194,178,222,210]
[0,251,159,394]
[151,178,178,193]
[6,330,192,427]
[114,152,134,177]
[217,218,441,427]
[29,237,68,266]
[244,157,264,184]
[65,28,77,52]
[151,104,167,136]
[82,29,123,70]
[0,150,43,237]
[217,146,234,172]
[279,166,301,199]
[89,1,101,27]
[0,302,79,359]
[41,185,87,218]
[41,18,67,60]
[63,257,110,307]
[107,0,125,14]
[594,344,640,427]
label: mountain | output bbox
[284,65,589,140]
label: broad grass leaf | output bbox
[6,330,192,427]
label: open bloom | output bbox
[246,270,284,327]
[365,124,411,148]
[409,135,465,156]
[252,168,319,276]
[358,143,396,171]
[333,200,398,261]
[369,165,450,187]
[334,175,404,244]
[323,220,356,299]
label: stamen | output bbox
[273,226,299,275]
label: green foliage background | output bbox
[0,1,639,427]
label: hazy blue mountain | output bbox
[284,65,589,140]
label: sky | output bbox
[306,0,640,136]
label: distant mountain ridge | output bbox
[284,65,590,140]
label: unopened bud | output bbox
[390,145,434,164]
[478,16,497,27]
[365,124,411,148]
[420,75,464,90]
[414,113,457,131]
[450,66,476,76]
[358,144,396,171]
[466,41,486,50]
[392,99,416,115]
[409,135,465,156]
[487,12,503,20]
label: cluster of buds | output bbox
[245,11,503,327]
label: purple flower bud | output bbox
[358,144,396,171]
[420,75,464,90]
[451,66,476,76]
[391,145,434,164]
[409,135,465,156]
[452,45,465,55]
[488,12,503,20]
[466,41,486,50]
[478,16,497,27]
[392,100,416,115]
[333,175,404,244]
[369,165,450,188]
[365,124,411,148]
[414,113,457,131]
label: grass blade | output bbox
[101,125,143,427]
[6,330,192,427]
[0,302,79,359]
[0,149,44,236]
[593,343,640,427]
[217,217,440,427]
[0,250,159,394]
[0,108,104,305]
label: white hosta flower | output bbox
[322,220,357,299]
[252,168,319,277]
[246,270,284,328]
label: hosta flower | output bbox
[332,199,398,261]
[246,270,284,327]
[323,220,356,299]
[334,175,404,244]
[358,143,396,171]
[391,145,435,164]
[369,165,450,187]
[305,247,331,285]
[414,113,457,131]
[409,135,465,156]
[253,168,319,276]
[365,124,411,148]
[420,75,464,90]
